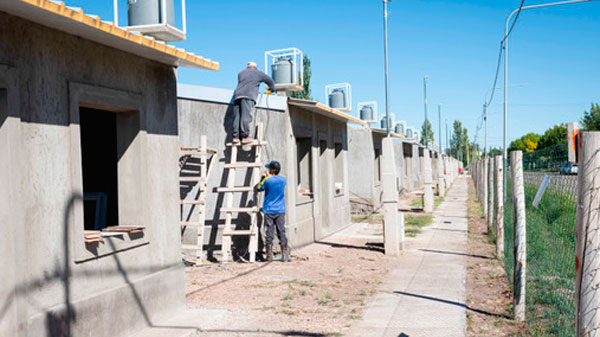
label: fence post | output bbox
[495,155,504,258]
[423,149,434,213]
[483,159,488,217]
[488,157,494,233]
[576,132,600,336]
[511,150,526,322]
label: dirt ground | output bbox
[465,179,525,336]
[186,222,397,336]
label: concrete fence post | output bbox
[511,150,526,322]
[423,149,434,213]
[495,155,504,258]
[438,153,445,197]
[576,132,600,336]
[381,137,402,255]
[488,157,494,233]
[483,158,488,217]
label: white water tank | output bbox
[128,0,175,26]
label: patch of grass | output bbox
[279,309,298,316]
[405,214,433,227]
[282,294,295,301]
[258,306,275,311]
[338,267,344,274]
[351,214,383,224]
[409,198,424,208]
[405,228,422,237]
[466,312,473,332]
[347,314,361,320]
[434,196,444,208]
[299,290,307,296]
[299,280,317,288]
[318,298,330,306]
[328,333,344,337]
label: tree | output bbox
[488,147,502,157]
[449,120,470,166]
[291,55,312,100]
[580,103,600,131]
[538,124,567,150]
[509,132,540,152]
[420,119,434,146]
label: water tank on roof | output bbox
[272,57,294,84]
[360,105,374,121]
[381,116,392,129]
[329,89,346,109]
[394,123,405,135]
[128,0,175,26]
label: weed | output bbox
[282,294,294,301]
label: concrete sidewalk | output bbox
[348,176,469,337]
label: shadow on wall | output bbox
[0,194,186,337]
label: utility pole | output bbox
[438,104,442,153]
[423,75,429,147]
[445,118,449,156]
[383,0,391,136]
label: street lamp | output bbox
[383,0,391,136]
[423,75,429,147]
[502,0,598,198]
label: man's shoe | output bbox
[241,137,254,144]
[232,138,241,145]
[266,245,273,262]
[281,244,291,262]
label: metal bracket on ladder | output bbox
[219,123,268,263]
[179,135,217,264]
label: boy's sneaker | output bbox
[232,138,241,145]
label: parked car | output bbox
[560,162,578,175]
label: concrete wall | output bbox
[177,85,351,256]
[0,12,184,337]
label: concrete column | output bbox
[576,132,600,335]
[438,153,445,197]
[487,157,494,233]
[511,151,526,322]
[483,158,488,217]
[381,137,403,255]
[423,149,434,213]
[495,155,504,258]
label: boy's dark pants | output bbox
[264,213,287,246]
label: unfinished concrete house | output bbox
[0,1,219,336]
[177,85,361,261]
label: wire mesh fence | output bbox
[502,150,576,336]
[522,143,568,172]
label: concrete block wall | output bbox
[0,12,184,337]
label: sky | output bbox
[68,0,600,150]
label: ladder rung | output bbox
[179,176,206,182]
[216,186,254,193]
[180,147,218,154]
[180,200,205,205]
[226,140,268,147]
[220,207,259,213]
[222,230,257,236]
[181,222,205,227]
[181,244,203,250]
[224,162,262,169]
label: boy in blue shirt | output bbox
[257,160,290,262]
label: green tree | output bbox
[420,119,434,146]
[580,103,600,131]
[538,124,567,149]
[291,55,312,100]
[509,132,540,152]
[488,147,502,157]
[449,120,470,166]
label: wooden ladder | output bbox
[179,135,217,264]
[219,123,267,262]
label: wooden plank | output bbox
[180,200,205,205]
[222,230,257,236]
[181,244,203,250]
[224,162,262,169]
[179,176,206,183]
[220,207,259,213]
[180,221,205,228]
[216,186,254,193]
[225,140,268,147]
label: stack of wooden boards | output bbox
[84,225,146,244]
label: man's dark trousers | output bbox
[264,213,287,246]
[232,98,254,139]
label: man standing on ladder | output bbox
[232,62,276,145]
[257,160,290,262]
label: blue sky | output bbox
[68,0,600,149]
